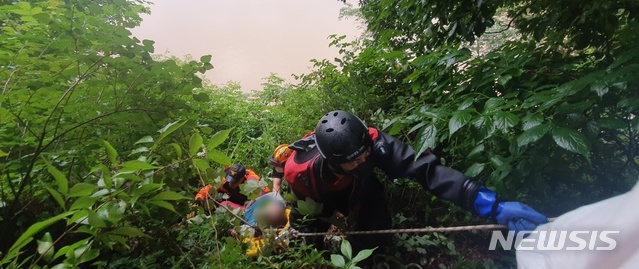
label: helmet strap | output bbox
[324,157,348,175]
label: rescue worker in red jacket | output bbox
[268,144,293,194]
[195,164,269,210]
[284,110,548,253]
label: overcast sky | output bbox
[130,0,362,92]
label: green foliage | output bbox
[296,197,325,216]
[360,0,639,53]
[0,0,213,257]
[1,0,637,268]
[296,0,638,266]
[330,239,376,269]
[0,119,237,268]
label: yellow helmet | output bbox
[269,144,293,167]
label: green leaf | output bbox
[331,254,346,268]
[193,92,210,102]
[0,149,7,158]
[208,150,232,166]
[465,163,485,177]
[522,113,544,131]
[142,39,155,52]
[43,185,66,210]
[472,116,496,139]
[170,143,183,159]
[103,140,119,165]
[77,248,99,265]
[555,100,594,115]
[53,239,89,260]
[201,126,213,135]
[68,210,89,226]
[417,107,443,119]
[47,164,68,196]
[492,112,519,132]
[351,247,377,263]
[200,55,212,63]
[467,144,484,158]
[483,98,504,112]
[7,211,74,260]
[97,201,126,225]
[106,234,129,248]
[68,183,98,197]
[157,120,187,143]
[70,197,98,211]
[149,191,189,201]
[37,232,54,262]
[121,160,158,171]
[297,197,324,216]
[388,118,405,135]
[240,180,268,200]
[131,183,163,198]
[517,124,551,147]
[207,128,233,150]
[415,125,437,159]
[595,118,627,130]
[458,97,474,110]
[408,122,426,134]
[489,155,509,170]
[381,50,404,59]
[113,172,142,183]
[498,74,512,86]
[50,264,72,269]
[71,241,99,263]
[382,117,400,131]
[87,210,106,228]
[129,146,149,155]
[134,136,154,145]
[109,226,148,238]
[189,132,203,156]
[449,110,473,135]
[147,200,178,213]
[590,81,608,97]
[617,98,639,112]
[193,158,210,172]
[90,164,110,176]
[341,239,353,259]
[552,127,591,158]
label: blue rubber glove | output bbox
[495,202,549,234]
[474,187,548,235]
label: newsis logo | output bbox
[489,230,620,251]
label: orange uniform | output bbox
[194,166,269,210]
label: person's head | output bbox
[255,200,288,228]
[315,110,372,171]
[269,144,293,173]
[225,164,247,189]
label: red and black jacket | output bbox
[284,127,481,216]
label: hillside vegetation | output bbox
[1,0,638,268]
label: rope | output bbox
[201,197,557,239]
[291,224,506,237]
[291,218,557,238]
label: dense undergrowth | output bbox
[1,0,638,268]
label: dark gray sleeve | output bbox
[374,130,481,213]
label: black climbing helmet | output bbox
[315,110,371,164]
